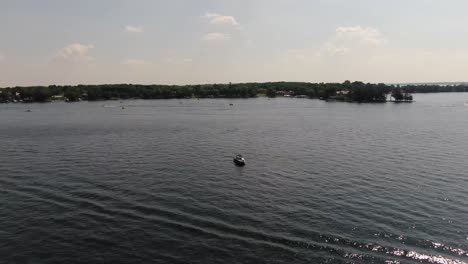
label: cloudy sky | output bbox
[1,0,468,86]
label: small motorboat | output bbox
[233,154,246,166]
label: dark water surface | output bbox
[1,94,467,264]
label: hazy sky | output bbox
[1,0,468,86]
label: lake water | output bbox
[1,93,467,264]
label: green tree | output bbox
[391,87,404,101]
[266,88,276,98]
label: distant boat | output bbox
[25,109,32,112]
[233,154,246,166]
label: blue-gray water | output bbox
[1,93,467,264]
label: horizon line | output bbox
[2,81,468,88]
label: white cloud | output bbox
[322,44,352,56]
[122,59,147,65]
[202,32,231,41]
[335,26,384,45]
[286,49,307,61]
[320,26,385,56]
[163,57,193,64]
[125,25,144,33]
[203,13,239,26]
[55,43,94,61]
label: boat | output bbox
[233,154,246,166]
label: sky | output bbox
[1,0,468,86]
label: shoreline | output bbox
[2,81,466,104]
[0,96,419,105]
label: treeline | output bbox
[0,81,461,103]
[400,84,468,93]
[0,82,349,102]
[0,82,336,102]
